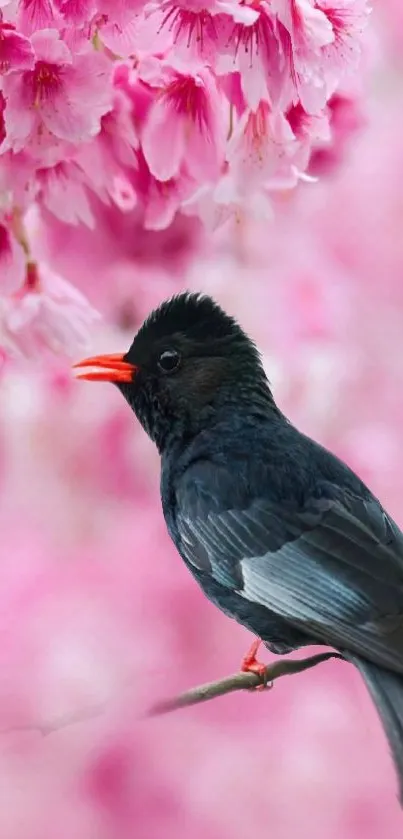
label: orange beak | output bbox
[72,353,136,383]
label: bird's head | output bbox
[74,292,272,452]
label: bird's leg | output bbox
[241,638,271,690]
[241,638,265,674]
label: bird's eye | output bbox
[158,349,181,373]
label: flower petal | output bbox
[37,162,95,227]
[17,0,58,35]
[100,17,141,58]
[0,26,35,74]
[53,0,97,25]
[185,73,226,182]
[2,71,37,151]
[3,262,100,358]
[142,97,186,182]
[30,28,72,64]
[40,50,112,143]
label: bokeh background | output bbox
[1,3,403,838]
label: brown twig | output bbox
[148,651,343,716]
[0,652,343,735]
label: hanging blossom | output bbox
[0,0,370,360]
[0,260,100,358]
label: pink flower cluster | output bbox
[0,0,369,359]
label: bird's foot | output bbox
[241,639,272,691]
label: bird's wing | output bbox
[176,473,403,670]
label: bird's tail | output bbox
[350,655,403,803]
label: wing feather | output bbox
[176,483,403,671]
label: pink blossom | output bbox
[69,83,139,216]
[317,0,370,89]
[145,2,218,64]
[286,100,331,172]
[216,4,288,111]
[227,101,298,188]
[140,58,226,182]
[35,84,141,226]
[162,3,220,61]
[36,161,96,226]
[182,169,273,231]
[273,0,335,112]
[2,29,112,152]
[0,21,35,73]
[0,222,26,293]
[273,0,335,50]
[1,261,100,357]
[144,0,256,66]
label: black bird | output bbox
[75,292,403,800]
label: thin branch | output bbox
[0,652,343,735]
[148,651,343,716]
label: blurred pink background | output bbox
[2,3,403,838]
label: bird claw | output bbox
[241,639,272,691]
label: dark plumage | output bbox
[75,292,403,801]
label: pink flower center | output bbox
[159,4,216,52]
[245,101,269,152]
[228,10,274,68]
[32,61,62,107]
[164,75,208,128]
